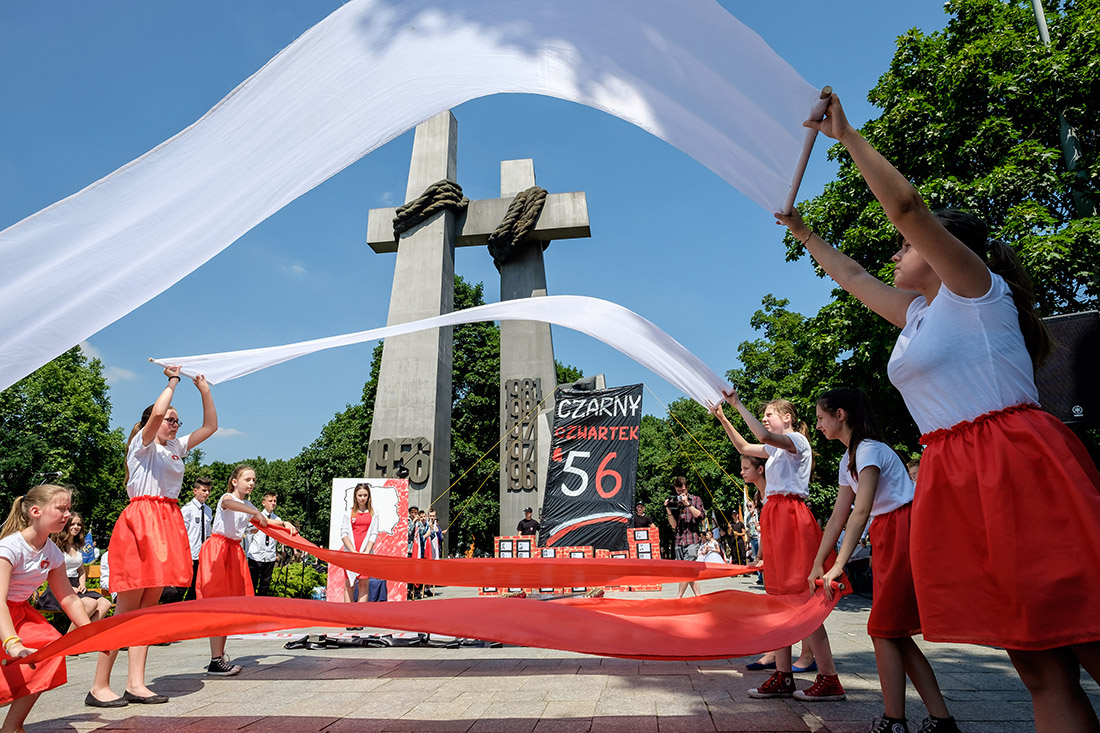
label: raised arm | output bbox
[708,402,769,459]
[724,389,795,454]
[775,208,918,328]
[809,94,990,298]
[187,375,218,448]
[141,365,181,446]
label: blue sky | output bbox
[0,2,951,464]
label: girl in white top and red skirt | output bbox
[776,92,1100,731]
[0,484,93,732]
[711,394,845,702]
[813,388,958,733]
[88,365,218,707]
[197,465,296,675]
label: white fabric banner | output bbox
[0,0,819,391]
[151,295,729,406]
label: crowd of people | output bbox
[0,92,1097,733]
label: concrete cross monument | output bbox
[365,110,590,543]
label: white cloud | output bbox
[279,262,307,277]
[78,340,103,360]
[207,427,247,439]
[104,366,138,384]
[380,191,394,205]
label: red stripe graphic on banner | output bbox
[546,515,630,546]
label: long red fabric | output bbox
[259,524,755,587]
[16,588,842,665]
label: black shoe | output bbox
[206,654,242,676]
[124,690,169,704]
[85,692,128,708]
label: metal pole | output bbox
[1030,0,1095,217]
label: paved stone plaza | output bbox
[24,575,1097,732]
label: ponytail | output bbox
[765,398,814,474]
[933,210,1051,369]
[816,388,884,479]
[1,484,72,538]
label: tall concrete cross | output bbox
[365,110,590,544]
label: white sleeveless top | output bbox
[887,273,1038,434]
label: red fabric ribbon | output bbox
[10,523,848,665]
[258,523,757,587]
[15,588,842,665]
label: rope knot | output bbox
[488,186,548,267]
[392,179,469,242]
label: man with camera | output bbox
[665,476,704,596]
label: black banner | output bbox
[540,384,642,550]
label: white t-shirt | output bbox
[763,431,812,498]
[126,431,192,499]
[837,440,914,518]
[887,273,1039,434]
[0,533,64,602]
[212,493,257,541]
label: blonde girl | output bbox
[197,465,296,675]
[0,485,93,732]
[710,393,841,702]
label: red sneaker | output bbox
[792,673,846,701]
[748,671,795,698]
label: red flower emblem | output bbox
[39,559,49,569]
[171,455,180,461]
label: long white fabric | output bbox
[0,0,820,391]
[151,295,729,406]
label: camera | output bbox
[665,494,683,507]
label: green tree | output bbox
[0,346,126,533]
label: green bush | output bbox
[271,562,328,599]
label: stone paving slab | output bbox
[20,575,1100,732]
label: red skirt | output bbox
[197,534,255,600]
[760,494,835,596]
[109,496,192,593]
[0,601,66,705]
[913,405,1100,650]
[867,503,921,638]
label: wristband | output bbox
[168,375,181,383]
[2,635,21,651]
[799,230,813,245]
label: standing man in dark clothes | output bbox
[517,507,540,537]
[632,502,653,528]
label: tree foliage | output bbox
[0,347,126,532]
